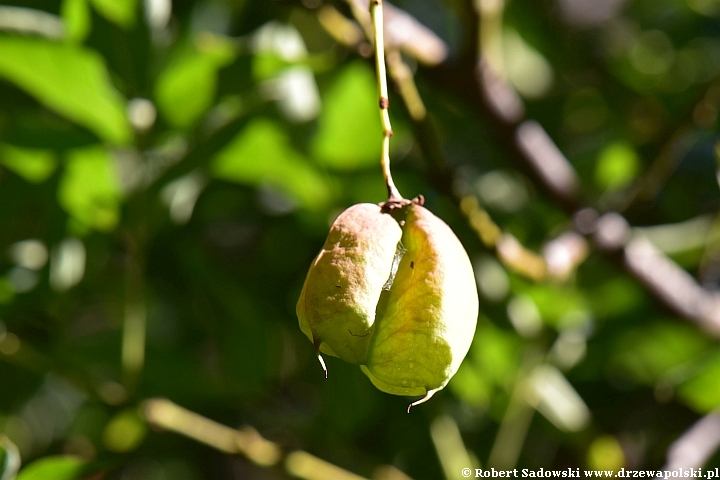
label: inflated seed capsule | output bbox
[297,201,478,410]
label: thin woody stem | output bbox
[370,0,403,202]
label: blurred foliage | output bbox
[0,0,719,479]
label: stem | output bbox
[370,0,403,202]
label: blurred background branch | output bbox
[660,410,720,475]
[142,397,410,480]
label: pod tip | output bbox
[407,388,437,413]
[317,354,328,378]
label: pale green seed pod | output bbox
[361,204,478,406]
[296,203,402,366]
[297,201,478,409]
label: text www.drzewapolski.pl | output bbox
[461,468,720,479]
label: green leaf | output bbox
[212,118,331,209]
[677,350,720,413]
[0,436,21,480]
[595,141,640,191]
[611,322,710,385]
[449,362,491,408]
[155,38,236,128]
[0,37,131,145]
[252,52,293,81]
[0,144,57,183]
[102,410,147,452]
[311,62,383,170]
[503,28,554,99]
[589,277,644,319]
[61,0,91,43]
[521,284,589,328]
[470,319,522,388]
[16,456,85,480]
[58,145,123,233]
[155,54,218,128]
[89,0,137,28]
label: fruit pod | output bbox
[360,204,478,402]
[296,203,402,365]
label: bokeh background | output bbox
[1,0,720,478]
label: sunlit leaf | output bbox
[102,410,147,452]
[587,435,625,472]
[16,456,84,480]
[677,350,720,413]
[503,28,554,99]
[595,141,640,191]
[212,118,331,209]
[253,52,293,81]
[155,55,218,128]
[89,0,137,28]
[521,284,589,327]
[0,37,131,145]
[687,0,720,16]
[61,0,91,43]
[155,38,236,128]
[58,146,123,233]
[0,144,57,183]
[311,62,382,170]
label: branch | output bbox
[623,236,720,336]
[475,0,524,124]
[287,451,368,480]
[466,4,720,336]
[658,410,720,476]
[343,0,447,66]
[618,78,720,213]
[384,46,588,281]
[142,398,281,463]
[142,398,405,480]
[515,121,581,202]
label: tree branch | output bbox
[142,397,406,480]
[658,410,720,476]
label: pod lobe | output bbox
[361,204,479,396]
[296,203,402,365]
